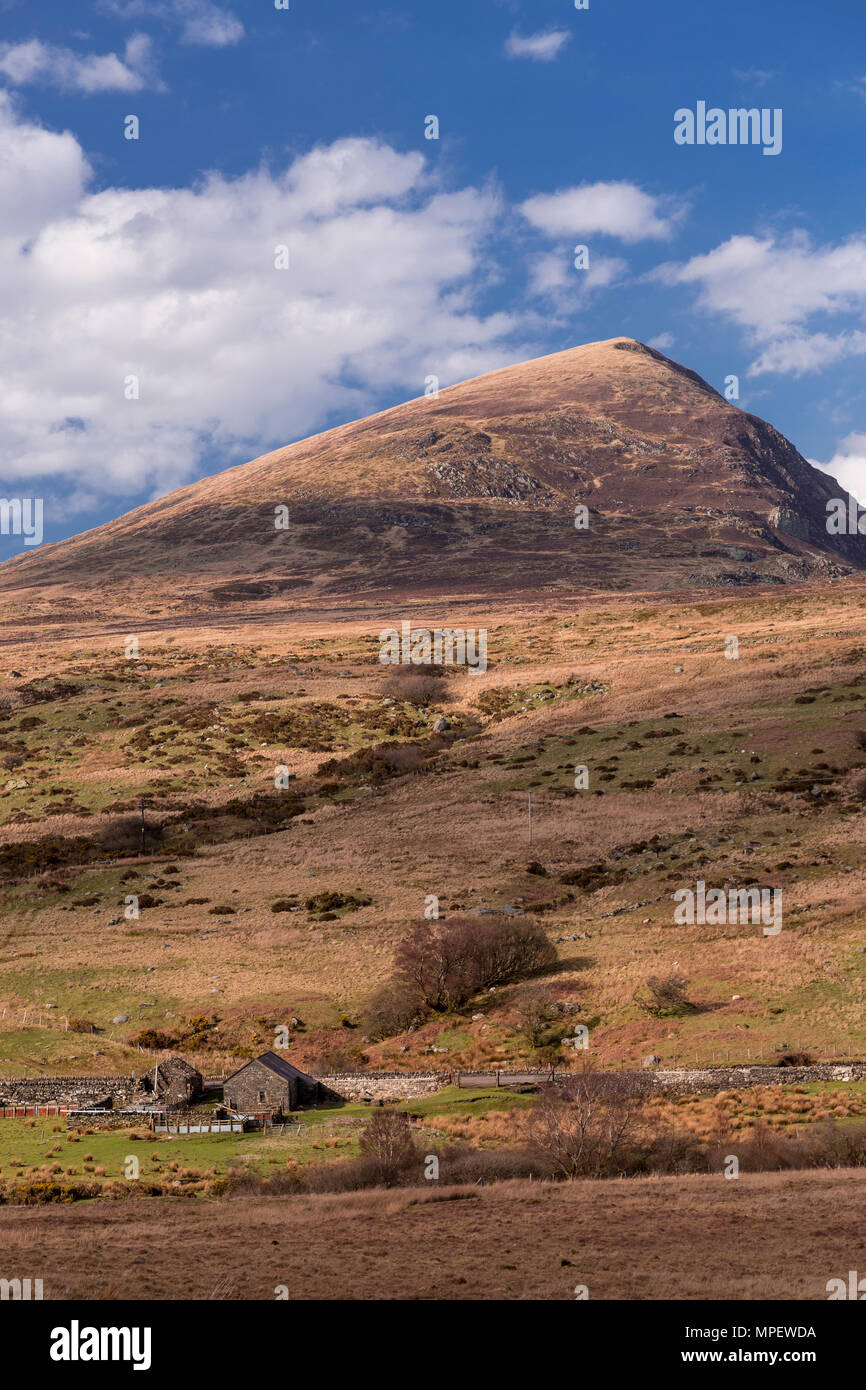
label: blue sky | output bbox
[1,0,865,557]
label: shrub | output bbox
[379,664,448,707]
[362,980,424,1041]
[98,815,165,854]
[130,1028,176,1050]
[392,914,557,1013]
[516,987,568,1049]
[635,974,698,1017]
[305,890,371,915]
[435,1145,557,1185]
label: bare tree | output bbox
[516,988,561,1048]
[359,1111,417,1186]
[523,1066,651,1178]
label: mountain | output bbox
[1,336,862,616]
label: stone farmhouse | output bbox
[222,1051,327,1116]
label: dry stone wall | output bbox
[5,1063,866,1112]
[651,1063,866,1093]
[317,1071,442,1101]
[0,1076,139,1107]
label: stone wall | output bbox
[5,1063,866,1111]
[0,1076,139,1107]
[317,1071,443,1102]
[63,1111,155,1130]
[651,1063,866,1093]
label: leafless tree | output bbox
[359,1111,417,1186]
[516,988,561,1048]
[523,1066,651,1178]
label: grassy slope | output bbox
[2,580,866,1077]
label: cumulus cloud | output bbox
[0,95,91,235]
[654,231,866,375]
[527,248,627,306]
[102,0,243,47]
[811,433,866,506]
[0,34,159,93]
[520,181,685,242]
[0,97,525,504]
[504,29,571,62]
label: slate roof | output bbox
[224,1051,317,1085]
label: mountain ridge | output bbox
[1,336,862,612]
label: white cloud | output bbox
[0,34,159,93]
[0,95,90,236]
[103,0,243,47]
[811,432,866,506]
[654,231,866,374]
[0,99,525,504]
[520,181,685,242]
[732,68,776,87]
[750,331,866,375]
[527,248,627,305]
[504,29,571,62]
[647,331,675,351]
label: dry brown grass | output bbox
[1,1167,864,1299]
[3,581,866,1072]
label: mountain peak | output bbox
[0,337,860,616]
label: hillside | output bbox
[1,337,862,619]
[2,336,866,1086]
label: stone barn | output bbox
[135,1057,203,1109]
[222,1052,324,1115]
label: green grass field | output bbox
[0,1087,532,1193]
